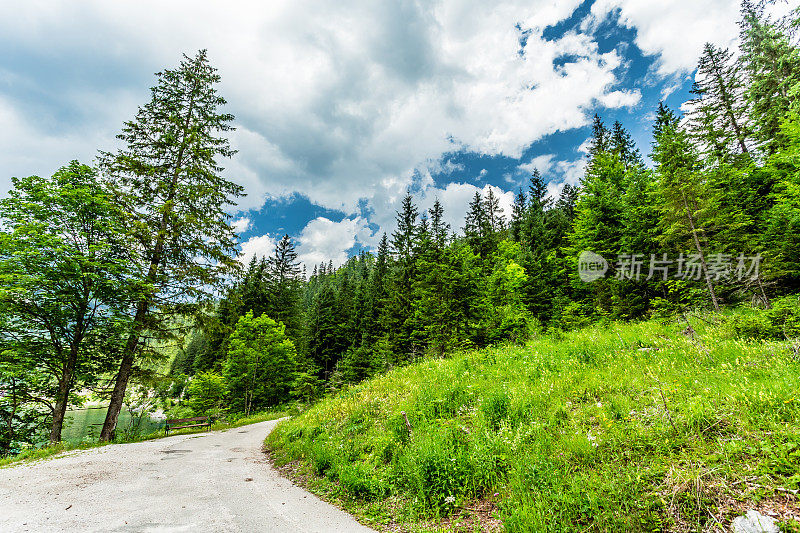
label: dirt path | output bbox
[0,420,375,532]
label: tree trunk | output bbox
[49,314,85,444]
[682,192,721,312]
[756,273,772,309]
[99,302,148,441]
[49,376,70,444]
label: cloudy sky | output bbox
[0,0,760,268]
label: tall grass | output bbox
[267,312,800,531]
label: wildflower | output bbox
[444,495,455,504]
[596,402,602,408]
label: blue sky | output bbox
[0,0,756,268]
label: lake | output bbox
[63,407,164,443]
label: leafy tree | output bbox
[485,241,537,343]
[223,312,297,415]
[0,350,50,455]
[0,162,130,443]
[97,50,243,441]
[184,372,227,417]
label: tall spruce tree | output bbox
[652,103,721,311]
[740,3,800,155]
[687,43,752,163]
[97,50,242,441]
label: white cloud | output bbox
[238,234,277,265]
[586,0,741,77]
[0,0,642,217]
[296,216,376,269]
[231,216,251,234]
[517,153,586,200]
[518,154,556,176]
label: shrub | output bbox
[184,371,227,417]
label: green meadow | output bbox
[267,310,800,532]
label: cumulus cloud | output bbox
[517,153,586,200]
[1,0,756,263]
[231,216,251,234]
[1,0,644,216]
[586,0,740,77]
[296,216,376,269]
[238,234,277,265]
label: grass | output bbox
[266,310,800,532]
[0,408,288,468]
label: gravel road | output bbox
[0,420,375,532]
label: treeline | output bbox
[174,3,800,411]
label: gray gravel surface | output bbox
[0,419,375,532]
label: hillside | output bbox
[267,310,800,532]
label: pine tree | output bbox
[687,43,752,163]
[740,4,800,155]
[384,195,422,358]
[266,235,304,344]
[429,199,450,249]
[588,114,609,158]
[652,103,721,311]
[97,50,243,441]
[610,120,643,167]
[483,188,506,232]
[510,188,527,242]
[392,193,419,265]
[464,191,491,257]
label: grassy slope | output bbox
[267,312,800,532]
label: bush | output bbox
[184,371,227,417]
[730,295,800,340]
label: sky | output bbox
[0,0,777,269]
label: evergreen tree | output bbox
[652,104,721,311]
[483,188,506,233]
[740,4,800,155]
[687,43,752,162]
[429,199,450,249]
[610,120,643,167]
[510,188,527,242]
[97,50,243,441]
[266,235,304,344]
[464,191,491,257]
